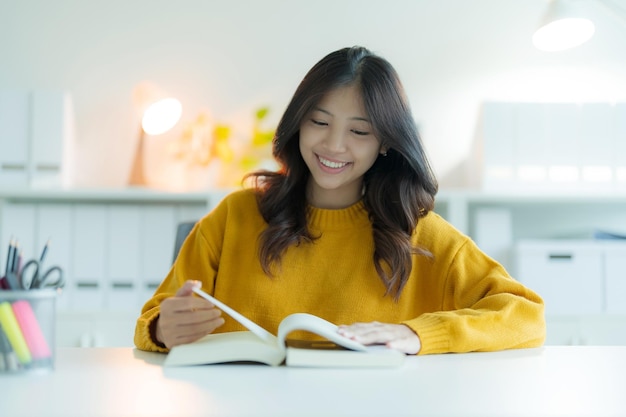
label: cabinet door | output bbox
[140,205,177,304]
[515,241,604,315]
[0,202,37,268]
[71,204,106,310]
[106,205,141,312]
[37,204,72,310]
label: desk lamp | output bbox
[128,84,182,187]
[534,0,626,52]
[533,0,596,51]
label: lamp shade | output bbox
[133,82,182,135]
[533,0,595,51]
[141,98,182,135]
[128,82,182,187]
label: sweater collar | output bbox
[307,200,370,231]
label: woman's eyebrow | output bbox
[313,106,370,123]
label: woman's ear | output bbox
[380,146,388,157]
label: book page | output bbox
[276,313,368,352]
[164,331,285,367]
[192,287,277,346]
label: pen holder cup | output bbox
[0,289,58,374]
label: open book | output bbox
[163,287,405,368]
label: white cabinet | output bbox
[435,190,626,346]
[37,204,73,311]
[106,205,141,311]
[72,204,107,310]
[514,240,605,315]
[140,205,178,302]
[3,188,625,347]
[0,188,213,347]
[0,202,37,258]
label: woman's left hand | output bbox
[337,322,421,354]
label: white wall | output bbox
[2,0,626,188]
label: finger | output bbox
[387,338,420,355]
[175,307,222,324]
[172,317,225,346]
[344,324,421,354]
[159,310,225,348]
[337,322,384,339]
[175,280,201,297]
[338,323,398,344]
[171,297,216,313]
[161,294,213,315]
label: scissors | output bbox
[19,259,65,290]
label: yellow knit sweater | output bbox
[134,189,545,355]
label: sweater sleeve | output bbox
[402,238,546,355]
[133,206,223,352]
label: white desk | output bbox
[1,346,625,417]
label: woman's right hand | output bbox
[155,280,225,349]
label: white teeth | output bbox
[319,156,348,169]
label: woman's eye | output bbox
[351,129,369,136]
[311,119,327,126]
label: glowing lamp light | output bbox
[141,98,183,136]
[128,83,183,187]
[533,18,595,51]
[533,0,595,52]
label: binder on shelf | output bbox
[71,205,107,311]
[481,102,516,190]
[545,103,581,185]
[140,206,178,307]
[36,204,73,312]
[0,90,75,188]
[30,91,75,188]
[514,103,549,186]
[579,103,613,186]
[0,91,30,187]
[106,206,142,311]
[613,103,626,188]
[0,203,37,266]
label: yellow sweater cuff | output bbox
[134,307,169,353]
[403,315,450,355]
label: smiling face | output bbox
[299,84,385,209]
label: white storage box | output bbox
[514,240,604,315]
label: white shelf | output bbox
[2,187,624,347]
[0,186,222,203]
[438,188,626,202]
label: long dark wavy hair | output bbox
[246,46,438,300]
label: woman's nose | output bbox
[324,127,347,152]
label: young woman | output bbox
[134,46,545,355]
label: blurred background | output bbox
[2,0,626,347]
[2,0,626,189]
